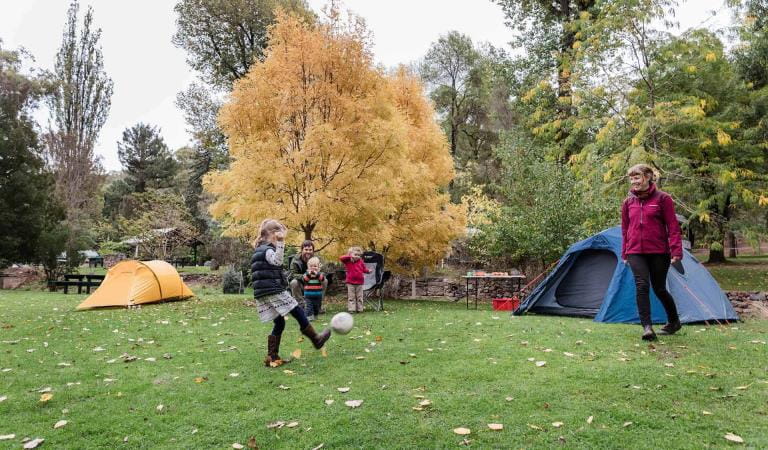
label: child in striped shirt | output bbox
[303,257,325,321]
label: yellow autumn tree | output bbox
[205,9,465,274]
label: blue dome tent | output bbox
[514,227,738,324]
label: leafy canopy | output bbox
[205,10,465,274]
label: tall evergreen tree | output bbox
[117,123,178,193]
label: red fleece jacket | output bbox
[339,255,371,285]
[621,183,683,260]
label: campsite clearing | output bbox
[1,289,766,448]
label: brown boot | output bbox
[301,324,331,349]
[641,325,657,341]
[264,334,285,367]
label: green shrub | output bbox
[222,266,243,294]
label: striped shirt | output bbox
[303,272,325,299]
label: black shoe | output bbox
[641,325,657,341]
[658,321,682,335]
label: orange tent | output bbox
[76,260,194,310]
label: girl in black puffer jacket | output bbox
[251,219,331,367]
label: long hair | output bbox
[254,219,286,247]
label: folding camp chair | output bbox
[361,251,391,311]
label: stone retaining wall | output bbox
[726,291,768,318]
[389,276,524,300]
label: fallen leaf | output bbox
[324,399,334,405]
[278,385,290,390]
[23,438,44,449]
[337,387,350,393]
[535,361,547,367]
[345,400,363,408]
[487,423,503,431]
[0,396,6,402]
[247,436,258,449]
[282,370,294,375]
[232,444,244,449]
[291,349,302,359]
[311,444,324,450]
[57,362,71,367]
[145,358,156,362]
[664,363,675,368]
[724,433,744,443]
[563,352,575,357]
[286,421,299,428]
[419,399,432,407]
[528,424,543,431]
[735,385,750,390]
[702,411,713,415]
[459,438,472,446]
[355,356,365,360]
[552,422,563,428]
[229,373,240,377]
[0,435,16,441]
[587,416,594,424]
[54,420,68,429]
[40,393,53,402]
[321,348,328,357]
[375,336,382,342]
[156,404,165,412]
[194,377,207,383]
[453,427,471,435]
[623,422,633,427]
[267,421,285,429]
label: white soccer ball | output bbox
[330,312,354,335]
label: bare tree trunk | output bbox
[727,231,738,258]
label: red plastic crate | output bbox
[492,297,519,311]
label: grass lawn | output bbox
[1,289,767,449]
[705,256,768,292]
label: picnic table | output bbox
[167,257,192,268]
[462,273,526,310]
[48,274,105,294]
[87,256,104,268]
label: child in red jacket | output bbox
[340,246,371,313]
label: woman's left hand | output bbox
[671,256,680,264]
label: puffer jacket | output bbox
[621,183,683,260]
[251,243,287,298]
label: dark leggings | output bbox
[270,306,310,336]
[627,254,680,326]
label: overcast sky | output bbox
[1,0,731,171]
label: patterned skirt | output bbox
[255,290,299,323]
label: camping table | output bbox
[462,275,526,310]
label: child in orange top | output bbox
[339,246,371,313]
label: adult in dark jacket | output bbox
[621,164,683,341]
[251,219,331,367]
[289,240,328,309]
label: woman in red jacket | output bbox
[621,164,683,341]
